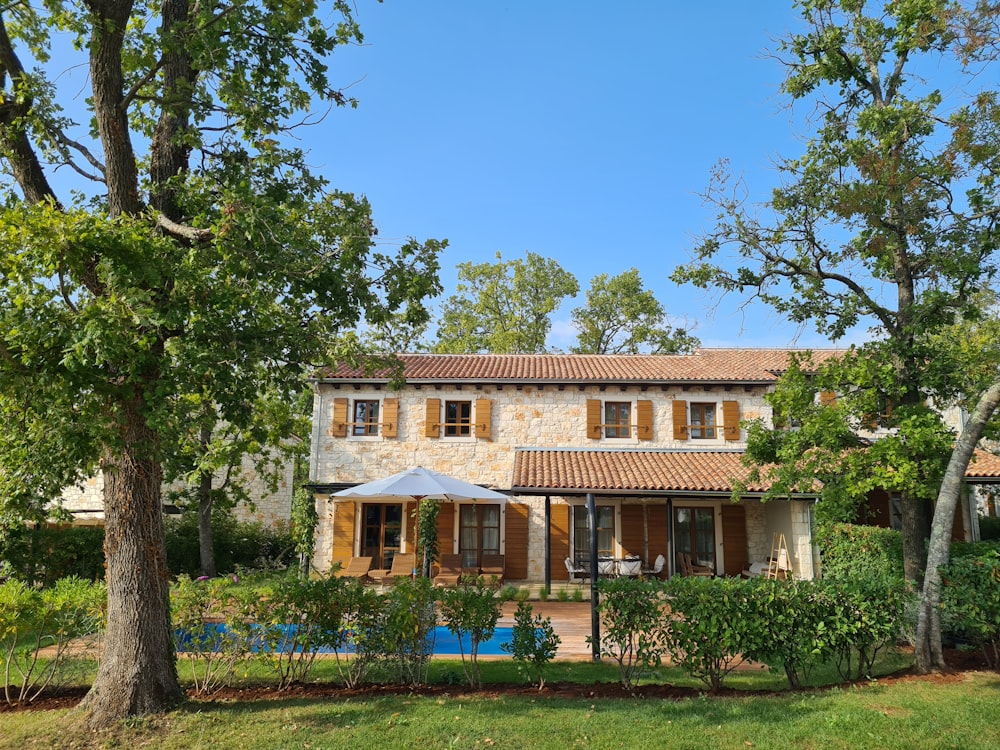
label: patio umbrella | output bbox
[332,466,507,502]
[332,467,508,577]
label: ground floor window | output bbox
[459,504,500,568]
[362,503,403,569]
[573,505,615,564]
[674,506,715,569]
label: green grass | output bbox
[2,670,998,749]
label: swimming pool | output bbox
[177,624,516,656]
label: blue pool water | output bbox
[177,624,515,656]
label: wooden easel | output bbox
[767,532,791,580]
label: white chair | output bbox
[564,557,589,584]
[641,554,666,578]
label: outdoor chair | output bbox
[333,556,373,581]
[564,557,588,584]
[641,553,666,579]
[370,552,416,585]
[433,553,464,587]
[679,551,714,578]
[479,553,505,584]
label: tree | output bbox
[434,251,578,353]
[672,0,1000,583]
[571,268,698,354]
[0,0,442,727]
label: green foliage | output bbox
[816,523,905,583]
[939,546,1000,667]
[0,576,105,705]
[817,577,909,681]
[243,576,347,689]
[570,268,698,354]
[500,601,561,689]
[0,525,106,586]
[434,251,578,353]
[415,499,441,578]
[164,512,295,577]
[660,577,749,692]
[438,579,503,688]
[331,581,384,689]
[591,577,665,690]
[290,487,318,577]
[741,579,833,689]
[379,577,437,687]
[171,575,249,694]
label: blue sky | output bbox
[297,1,842,350]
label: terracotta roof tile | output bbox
[512,449,776,494]
[967,449,1000,480]
[319,349,842,384]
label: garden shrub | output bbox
[438,578,503,688]
[171,575,249,694]
[939,546,1000,667]
[164,512,296,577]
[332,580,384,688]
[592,577,665,690]
[741,578,832,689]
[501,600,560,689]
[380,576,437,687]
[660,576,750,692]
[816,523,904,582]
[818,576,908,681]
[0,576,105,705]
[0,525,106,586]
[247,575,346,689]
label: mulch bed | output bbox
[2,647,993,713]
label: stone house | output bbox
[308,350,1000,584]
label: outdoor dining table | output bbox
[597,556,643,577]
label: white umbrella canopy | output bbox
[331,466,507,503]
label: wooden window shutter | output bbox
[381,398,399,438]
[475,398,492,441]
[331,397,348,437]
[586,399,602,439]
[672,399,688,440]
[424,398,440,438]
[819,391,837,407]
[722,400,740,441]
[636,400,653,440]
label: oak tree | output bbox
[0,0,441,726]
[673,0,1000,584]
[571,268,698,354]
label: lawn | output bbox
[1,661,998,749]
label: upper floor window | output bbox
[353,399,380,436]
[604,402,631,438]
[424,398,492,441]
[586,399,653,441]
[444,400,472,437]
[689,403,717,439]
[331,396,398,438]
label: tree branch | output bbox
[155,213,214,243]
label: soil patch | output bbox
[2,647,994,713]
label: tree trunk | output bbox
[901,491,932,584]
[915,379,1000,672]
[198,468,216,578]
[79,397,183,727]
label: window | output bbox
[443,400,472,437]
[674,507,715,570]
[573,505,615,564]
[459,504,501,568]
[604,402,631,438]
[352,399,380,436]
[362,503,403,570]
[689,403,716,439]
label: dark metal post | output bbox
[544,495,551,589]
[587,492,600,661]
